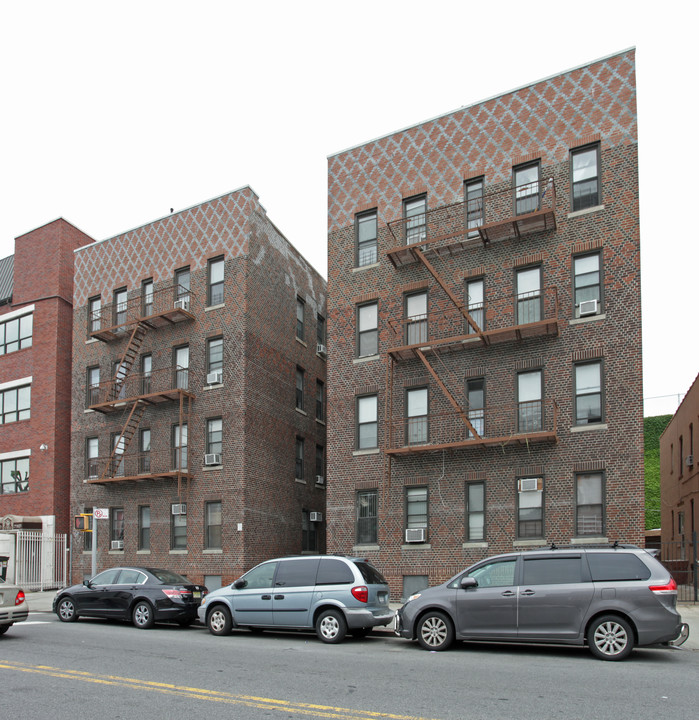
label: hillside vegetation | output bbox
[644,414,672,529]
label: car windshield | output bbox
[354,561,387,585]
[148,569,191,585]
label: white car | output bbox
[0,577,28,636]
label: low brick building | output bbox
[71,187,326,587]
[326,49,643,600]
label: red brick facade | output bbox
[326,50,643,600]
[0,219,94,534]
[71,188,326,586]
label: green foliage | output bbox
[644,414,672,529]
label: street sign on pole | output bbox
[94,508,109,519]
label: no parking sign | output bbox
[93,508,109,519]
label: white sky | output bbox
[2,1,696,417]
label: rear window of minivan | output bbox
[587,553,651,581]
[354,561,387,585]
[316,559,354,585]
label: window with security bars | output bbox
[139,429,151,474]
[465,178,484,238]
[172,424,188,470]
[87,366,100,407]
[516,266,542,325]
[576,473,604,536]
[357,490,378,544]
[175,267,190,302]
[518,370,543,433]
[514,162,540,215]
[403,196,426,245]
[405,292,427,345]
[356,210,378,266]
[113,288,127,326]
[141,280,153,317]
[517,482,543,538]
[465,278,484,334]
[86,437,99,478]
[406,487,428,529]
[406,388,428,445]
[466,378,484,438]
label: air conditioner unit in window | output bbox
[110,540,124,550]
[686,455,694,466]
[309,512,323,522]
[315,475,325,485]
[316,343,327,357]
[579,299,598,317]
[204,453,222,466]
[206,371,223,385]
[405,528,426,543]
[171,503,187,515]
[174,299,190,312]
[519,477,541,492]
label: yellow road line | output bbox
[0,660,441,720]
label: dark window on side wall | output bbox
[356,210,378,267]
[571,144,600,211]
[208,257,224,306]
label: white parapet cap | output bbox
[0,376,32,392]
[0,304,34,322]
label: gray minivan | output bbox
[396,545,689,660]
[198,555,394,643]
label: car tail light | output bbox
[15,590,25,606]
[351,586,368,603]
[649,577,677,595]
[162,588,190,600]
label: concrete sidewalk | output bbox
[24,590,699,651]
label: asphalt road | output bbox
[1,614,697,720]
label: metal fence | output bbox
[654,532,698,603]
[14,530,67,591]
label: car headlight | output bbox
[406,593,422,603]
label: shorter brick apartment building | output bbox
[71,188,327,588]
[0,219,94,539]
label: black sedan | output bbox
[53,567,207,629]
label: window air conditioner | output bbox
[519,477,541,492]
[206,371,223,385]
[111,540,124,550]
[204,453,222,466]
[686,455,694,467]
[316,343,327,357]
[315,475,325,485]
[174,299,190,312]
[578,299,598,317]
[309,512,323,522]
[171,503,187,515]
[405,528,426,543]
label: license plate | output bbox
[193,591,201,599]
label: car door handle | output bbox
[274,595,285,600]
[520,590,536,596]
[261,595,272,600]
[501,590,516,597]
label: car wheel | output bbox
[57,596,79,623]
[588,615,634,661]
[132,601,155,629]
[207,606,233,636]
[417,611,454,651]
[0,624,10,635]
[316,609,347,644]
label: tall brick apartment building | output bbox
[71,187,327,587]
[326,49,642,600]
[0,219,94,538]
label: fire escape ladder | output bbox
[108,322,148,400]
[414,348,482,440]
[99,401,147,481]
[413,248,487,345]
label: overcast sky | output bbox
[2,1,696,417]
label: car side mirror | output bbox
[460,577,478,590]
[83,580,92,588]
[233,579,246,590]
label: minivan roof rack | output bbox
[528,542,643,552]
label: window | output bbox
[571,144,600,211]
[466,378,484,437]
[240,561,278,589]
[205,501,222,550]
[302,510,318,552]
[575,361,602,425]
[139,428,151,473]
[172,423,188,470]
[516,266,542,324]
[357,489,378,544]
[0,312,33,354]
[357,302,378,357]
[316,380,324,421]
[406,387,428,445]
[317,558,355,585]
[295,366,305,411]
[315,444,325,480]
[0,456,29,494]
[175,267,190,303]
[517,480,543,538]
[296,297,305,340]
[111,432,125,476]
[522,557,584,585]
[573,252,601,316]
[587,553,650,582]
[295,436,305,480]
[113,288,127,326]
[207,337,223,375]
[207,418,222,456]
[171,511,187,550]
[465,178,484,238]
[576,473,604,536]
[405,291,427,345]
[317,314,326,347]
[406,486,428,529]
[88,297,101,334]
[277,557,321,586]
[465,278,484,333]
[0,384,31,424]
[87,366,100,407]
[518,370,543,432]
[357,394,378,450]
[86,437,99,478]
[514,162,540,215]
[112,360,127,400]
[174,345,189,390]
[403,195,426,245]
[464,559,516,588]
[466,482,485,541]
[141,354,152,395]
[208,257,224,306]
[356,210,378,266]
[141,279,154,317]
[111,507,125,544]
[138,506,151,550]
